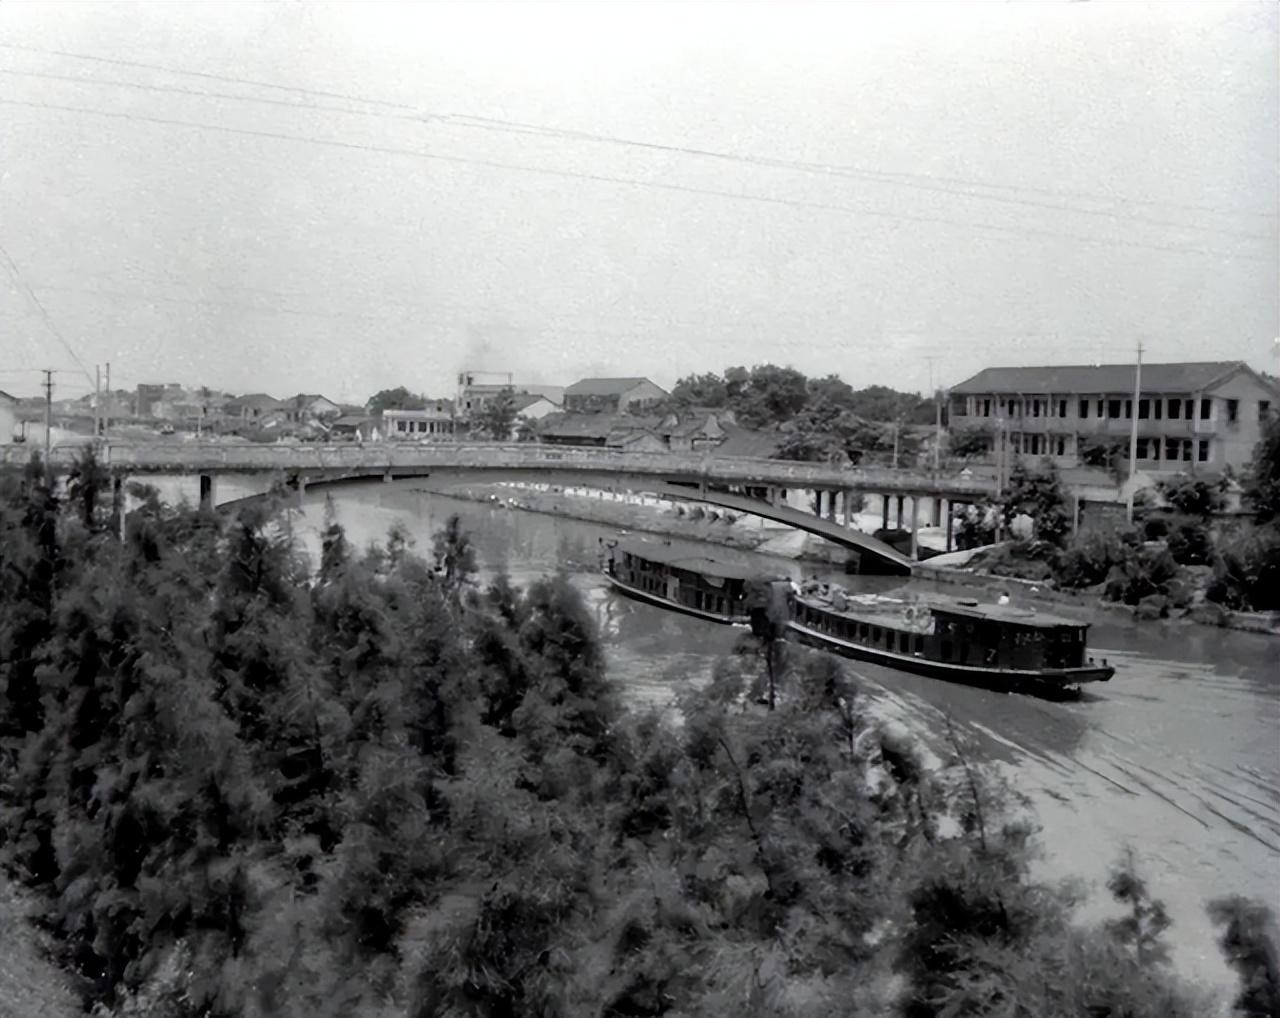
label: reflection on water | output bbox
[147,478,1277,996]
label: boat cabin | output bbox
[605,541,757,620]
[790,591,1092,672]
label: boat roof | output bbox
[795,589,1088,629]
[614,538,761,581]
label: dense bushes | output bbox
[0,451,1274,1017]
[1206,524,1280,612]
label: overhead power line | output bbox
[0,239,95,385]
[2,96,1269,263]
[2,40,1272,223]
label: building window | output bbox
[1262,400,1272,420]
[396,420,407,432]
[1165,437,1180,461]
[1079,399,1089,419]
[1125,400,1132,419]
[1184,399,1195,420]
[1198,439,1210,462]
[1182,440,1193,462]
[1227,399,1239,423]
[1154,399,1162,420]
[1108,399,1122,419]
[982,398,992,417]
[1136,438,1149,460]
[1056,436,1066,456]
[1058,399,1067,418]
[1032,400,1041,418]
[1168,399,1181,420]
[1138,398,1149,419]
[1201,398,1212,420]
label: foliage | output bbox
[1205,523,1280,611]
[947,425,992,460]
[1242,411,1280,524]
[1157,474,1227,517]
[1104,545,1181,606]
[471,388,518,440]
[1162,513,1214,566]
[1001,461,1071,546]
[1055,528,1142,589]
[0,450,1260,1017]
[364,387,428,415]
[1079,436,1127,476]
[1207,896,1280,1017]
[670,372,730,408]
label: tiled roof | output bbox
[227,393,284,411]
[511,393,554,412]
[951,361,1253,395]
[713,424,784,459]
[564,376,660,397]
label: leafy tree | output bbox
[1242,411,1280,524]
[1207,896,1280,1018]
[947,425,993,460]
[805,374,857,410]
[1001,461,1071,545]
[744,578,790,709]
[365,387,428,415]
[471,388,518,440]
[1104,850,1172,966]
[1157,474,1227,517]
[1206,524,1280,611]
[431,513,477,596]
[670,372,729,407]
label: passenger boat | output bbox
[786,582,1114,695]
[600,538,762,625]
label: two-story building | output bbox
[562,377,669,414]
[382,401,456,439]
[948,360,1277,473]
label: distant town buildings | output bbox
[383,402,456,439]
[562,377,668,414]
[949,360,1278,473]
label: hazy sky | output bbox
[1,1,1276,404]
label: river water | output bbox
[156,477,1280,999]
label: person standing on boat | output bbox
[997,590,1011,605]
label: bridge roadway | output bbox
[4,441,995,497]
[2,441,993,571]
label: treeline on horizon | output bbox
[0,450,1278,1018]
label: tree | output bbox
[947,425,993,460]
[745,579,790,709]
[1243,411,1280,524]
[805,374,857,410]
[1207,896,1280,1018]
[365,387,427,415]
[1001,461,1071,545]
[670,372,729,407]
[431,513,477,595]
[472,388,518,440]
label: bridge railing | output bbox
[0,440,996,496]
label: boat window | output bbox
[941,641,953,661]
[859,622,868,640]
[914,635,924,654]
[871,626,881,644]
[898,631,910,653]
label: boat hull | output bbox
[787,620,1114,696]
[603,572,749,626]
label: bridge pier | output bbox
[895,494,905,529]
[881,494,890,530]
[199,473,217,511]
[842,490,854,528]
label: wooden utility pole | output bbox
[94,364,102,439]
[41,367,53,470]
[1127,341,1143,523]
[104,361,111,437]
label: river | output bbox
[156,476,1280,1000]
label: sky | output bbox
[1,0,1277,405]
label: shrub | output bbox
[1055,528,1141,590]
[1163,514,1213,566]
[1104,546,1181,606]
[1206,524,1280,611]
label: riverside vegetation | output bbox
[1,451,1278,1018]
[952,412,1280,618]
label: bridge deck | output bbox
[0,441,995,498]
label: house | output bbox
[329,414,380,441]
[657,410,731,453]
[0,389,18,443]
[948,360,1279,473]
[511,393,561,421]
[224,393,286,423]
[562,377,669,414]
[382,402,455,439]
[537,413,617,447]
[286,394,342,424]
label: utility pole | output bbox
[104,361,111,437]
[42,368,53,471]
[926,357,941,476]
[1127,340,1143,522]
[94,364,102,439]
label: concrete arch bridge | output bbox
[3,441,996,573]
